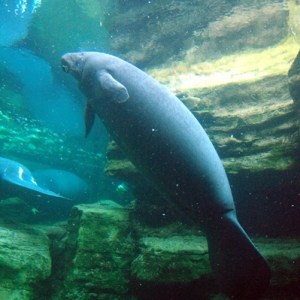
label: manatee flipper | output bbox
[206,211,271,299]
[98,70,129,103]
[84,100,95,137]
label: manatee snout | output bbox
[61,53,85,80]
[61,54,71,73]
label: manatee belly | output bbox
[90,74,234,223]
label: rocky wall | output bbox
[0,203,298,299]
[104,1,289,67]
[0,220,51,299]
[103,1,300,189]
[54,204,135,299]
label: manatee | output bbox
[29,169,90,219]
[61,52,271,299]
[31,169,89,203]
[0,157,67,200]
[288,48,300,103]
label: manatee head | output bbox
[61,52,87,81]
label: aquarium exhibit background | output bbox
[0,0,300,299]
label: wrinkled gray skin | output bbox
[61,52,271,299]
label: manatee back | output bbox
[32,169,90,203]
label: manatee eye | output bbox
[62,64,69,73]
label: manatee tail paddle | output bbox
[205,211,271,299]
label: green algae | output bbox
[148,37,299,91]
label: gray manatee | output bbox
[61,52,271,299]
[0,157,67,200]
[31,169,89,203]
[29,169,90,219]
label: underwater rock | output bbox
[40,203,300,299]
[104,1,288,67]
[104,157,140,184]
[186,75,298,174]
[189,3,288,62]
[55,203,135,299]
[0,197,36,224]
[96,199,124,208]
[131,235,210,283]
[0,220,51,299]
[267,238,300,290]
[0,205,296,299]
[104,0,234,67]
